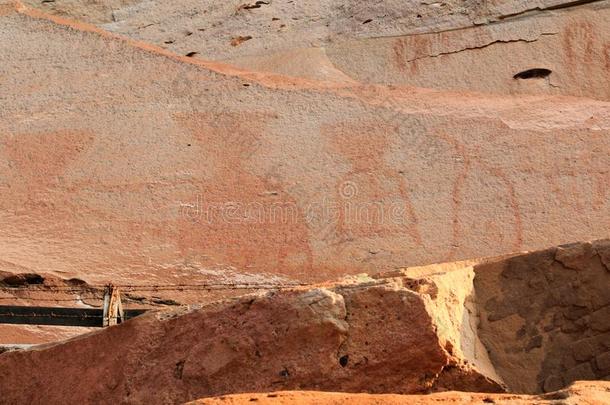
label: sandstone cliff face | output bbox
[0,241,607,404]
[328,4,610,100]
[22,0,610,99]
[0,2,609,288]
[1,1,609,403]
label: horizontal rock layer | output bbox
[188,381,610,405]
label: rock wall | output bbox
[23,0,610,98]
[475,240,610,393]
[1,1,609,402]
[0,2,608,286]
[327,2,610,100]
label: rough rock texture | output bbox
[328,3,610,99]
[22,0,610,99]
[22,0,140,24]
[0,2,609,289]
[2,0,609,402]
[0,325,90,345]
[0,241,608,404]
[474,240,610,393]
[189,382,610,405]
[0,280,500,404]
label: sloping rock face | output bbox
[189,381,610,405]
[0,241,608,404]
[23,0,610,99]
[0,2,609,287]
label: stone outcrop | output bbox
[0,241,608,404]
[0,277,501,404]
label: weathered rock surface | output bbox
[474,240,610,393]
[0,2,609,288]
[1,1,609,402]
[22,0,610,99]
[0,278,500,404]
[0,241,608,404]
[189,381,610,405]
[328,3,610,100]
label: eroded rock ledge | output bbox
[188,381,610,405]
[0,240,608,404]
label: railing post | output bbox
[102,284,123,327]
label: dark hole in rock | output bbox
[24,274,44,284]
[185,52,198,57]
[2,273,45,286]
[339,354,349,367]
[513,68,552,80]
[174,360,185,379]
[66,278,87,286]
[362,19,372,24]
[244,0,269,9]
